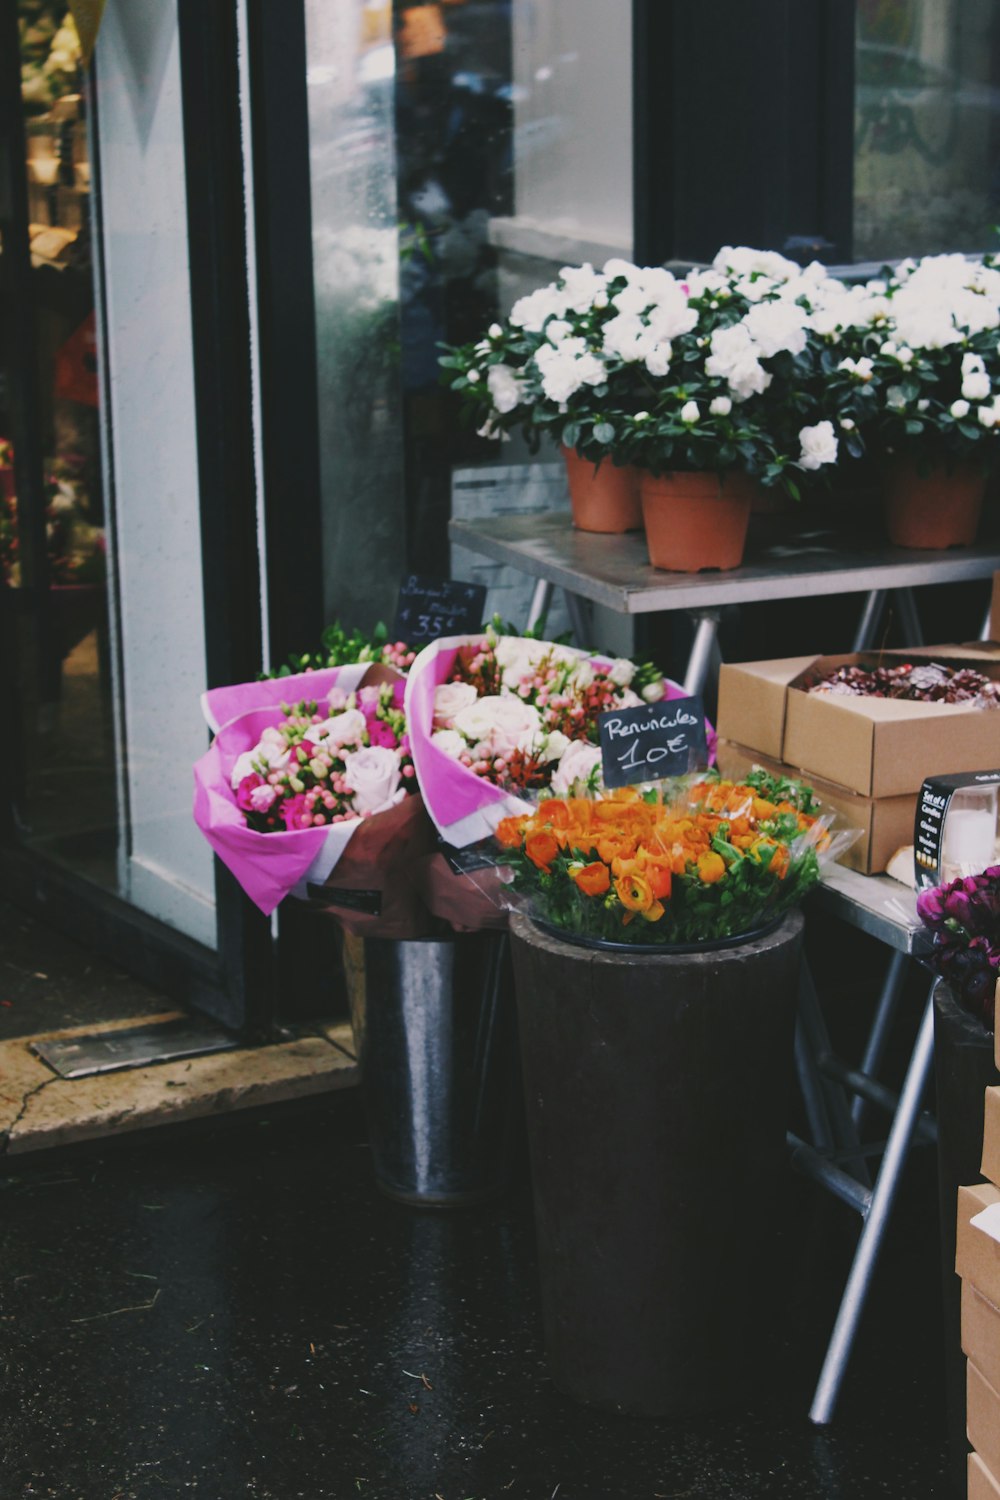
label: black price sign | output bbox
[393,575,487,645]
[599,696,708,789]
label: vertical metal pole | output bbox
[683,610,720,697]
[526,579,554,634]
[809,985,936,1425]
[563,590,593,649]
[852,590,886,652]
[892,588,923,646]
[851,951,908,1129]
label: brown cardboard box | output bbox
[718,651,1000,799]
[716,657,815,761]
[783,653,1000,798]
[958,1182,1000,1308]
[970,1451,1000,1500]
[984,1088,1000,1190]
[963,1281,1000,1397]
[968,1362,1000,1483]
[716,739,916,875]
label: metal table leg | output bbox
[893,588,923,646]
[808,982,936,1426]
[852,591,887,652]
[683,610,721,697]
[851,951,908,1130]
[526,579,554,633]
[563,590,593,647]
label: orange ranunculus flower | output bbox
[495,816,528,849]
[771,845,790,879]
[640,898,665,923]
[697,851,726,884]
[615,871,655,913]
[525,829,560,872]
[646,863,672,901]
[752,797,778,820]
[572,862,611,897]
[537,798,571,828]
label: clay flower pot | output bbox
[560,446,643,533]
[883,458,987,549]
[639,470,754,573]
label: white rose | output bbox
[486,364,523,414]
[798,421,838,471]
[433,681,479,729]
[231,750,263,789]
[642,680,666,703]
[453,696,542,757]
[341,746,402,815]
[962,371,991,402]
[680,401,700,424]
[549,740,604,798]
[311,708,368,750]
[539,730,571,764]
[230,731,291,787]
[950,399,971,419]
[605,658,636,688]
[431,729,467,759]
[709,395,732,416]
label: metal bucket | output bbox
[343,931,520,1206]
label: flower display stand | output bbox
[508,910,803,1416]
[343,929,521,1207]
[933,983,1000,1496]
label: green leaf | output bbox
[561,422,580,450]
[593,422,616,445]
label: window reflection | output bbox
[1,2,116,890]
[855,0,1000,260]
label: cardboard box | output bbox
[968,1361,1000,1483]
[719,650,1000,800]
[958,1182,1000,1308]
[963,1280,1000,1397]
[716,739,916,875]
[784,653,1000,798]
[984,1088,1000,1191]
[716,657,815,762]
[970,1451,1000,1500]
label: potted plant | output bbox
[439,248,842,566]
[822,253,1000,548]
[917,868,1000,1493]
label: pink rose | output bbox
[236,773,265,810]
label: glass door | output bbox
[0,2,219,958]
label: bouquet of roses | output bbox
[194,663,435,931]
[916,868,1000,1028]
[405,628,715,847]
[488,767,839,948]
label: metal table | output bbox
[797,868,937,1424]
[449,511,1000,687]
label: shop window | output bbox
[854,0,1000,261]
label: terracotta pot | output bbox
[560,447,643,533]
[639,470,754,573]
[883,458,987,549]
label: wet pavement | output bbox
[0,1087,950,1500]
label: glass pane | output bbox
[303,0,631,636]
[855,0,1000,260]
[3,4,116,887]
[1,2,217,948]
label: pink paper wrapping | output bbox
[405,635,718,848]
[201,663,370,734]
[193,706,333,914]
[193,662,413,916]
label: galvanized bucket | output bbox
[343,931,520,1206]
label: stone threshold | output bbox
[0,1011,358,1157]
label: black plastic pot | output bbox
[509,910,804,1417]
[933,982,999,1497]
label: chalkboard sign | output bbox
[393,575,487,645]
[599,696,708,789]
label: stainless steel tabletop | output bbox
[810,864,931,956]
[449,511,1000,615]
